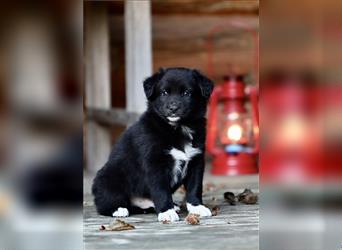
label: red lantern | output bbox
[206,75,259,175]
[260,73,324,183]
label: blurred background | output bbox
[260,0,342,250]
[0,1,83,250]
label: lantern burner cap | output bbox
[223,75,244,82]
[225,144,244,153]
[225,144,255,154]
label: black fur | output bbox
[92,67,213,216]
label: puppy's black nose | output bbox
[167,102,179,113]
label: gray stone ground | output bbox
[84,174,259,250]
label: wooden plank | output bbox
[85,4,112,173]
[151,0,259,15]
[108,0,259,15]
[86,108,140,127]
[84,183,259,250]
[85,4,111,109]
[124,0,152,113]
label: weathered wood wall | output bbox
[108,1,259,108]
[152,15,258,84]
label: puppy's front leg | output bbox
[146,163,179,222]
[184,155,212,217]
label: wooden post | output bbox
[125,0,152,113]
[85,5,111,173]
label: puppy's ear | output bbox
[143,68,166,100]
[192,69,214,99]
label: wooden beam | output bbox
[85,5,111,109]
[108,0,259,15]
[85,4,112,173]
[151,0,259,15]
[125,0,152,113]
[86,108,140,127]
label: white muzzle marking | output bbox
[167,116,180,122]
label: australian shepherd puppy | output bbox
[92,67,214,222]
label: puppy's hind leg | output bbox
[92,167,130,217]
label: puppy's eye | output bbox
[182,90,192,97]
[161,90,169,96]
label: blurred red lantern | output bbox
[206,75,259,175]
[260,72,324,183]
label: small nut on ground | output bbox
[224,191,237,205]
[237,189,258,204]
[162,220,171,224]
[211,206,220,216]
[185,213,200,225]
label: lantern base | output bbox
[211,152,258,176]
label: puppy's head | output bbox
[143,68,213,123]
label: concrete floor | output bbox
[84,173,259,250]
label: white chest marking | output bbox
[169,143,201,185]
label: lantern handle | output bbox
[206,85,224,156]
[246,85,259,154]
[206,21,259,86]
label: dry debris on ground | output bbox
[224,189,258,205]
[211,205,220,216]
[100,219,135,231]
[237,189,258,204]
[185,213,200,225]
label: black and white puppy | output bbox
[92,67,214,222]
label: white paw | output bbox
[186,203,212,217]
[158,209,179,222]
[174,204,180,213]
[112,207,129,217]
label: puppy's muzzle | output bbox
[167,102,180,114]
